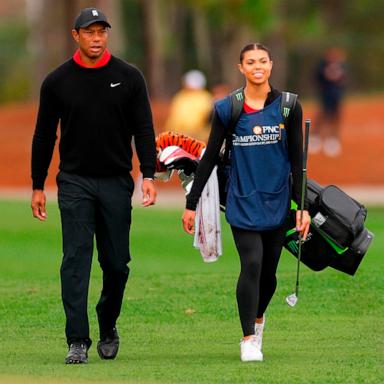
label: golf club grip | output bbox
[299,119,310,215]
[303,119,310,171]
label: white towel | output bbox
[193,166,222,262]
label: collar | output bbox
[73,48,111,68]
[242,85,281,111]
[244,102,259,113]
[265,86,281,106]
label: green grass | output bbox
[0,201,383,384]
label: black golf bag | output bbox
[284,179,374,276]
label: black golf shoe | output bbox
[65,341,89,364]
[97,328,120,360]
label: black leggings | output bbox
[231,223,287,336]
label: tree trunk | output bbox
[162,2,187,96]
[141,0,166,98]
[192,7,212,77]
[219,24,253,89]
[26,0,69,96]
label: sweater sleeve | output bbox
[186,111,227,210]
[287,99,308,209]
[31,77,59,190]
[131,71,156,179]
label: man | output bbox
[311,47,347,157]
[31,7,157,364]
[164,70,213,142]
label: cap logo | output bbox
[92,10,99,17]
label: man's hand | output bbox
[141,179,157,207]
[182,209,196,234]
[296,210,311,241]
[31,189,47,221]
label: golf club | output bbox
[286,118,311,307]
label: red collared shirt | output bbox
[73,48,111,68]
[243,102,260,114]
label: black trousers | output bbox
[231,219,288,337]
[57,171,134,346]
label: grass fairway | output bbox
[0,200,383,384]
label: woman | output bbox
[182,43,310,362]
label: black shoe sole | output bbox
[65,358,88,364]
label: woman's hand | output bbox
[182,209,196,234]
[296,210,311,241]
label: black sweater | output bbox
[186,88,306,211]
[32,56,156,190]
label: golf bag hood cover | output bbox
[155,131,206,180]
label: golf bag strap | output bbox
[280,91,298,122]
[229,87,245,130]
[223,87,244,163]
[229,89,297,129]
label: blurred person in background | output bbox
[164,69,213,142]
[310,47,347,157]
[30,7,157,364]
[182,43,310,362]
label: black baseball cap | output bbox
[74,7,111,29]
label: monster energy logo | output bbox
[287,240,299,254]
[283,107,290,118]
[235,92,244,101]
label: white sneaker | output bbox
[240,336,263,362]
[254,315,265,350]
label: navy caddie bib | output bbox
[215,95,291,230]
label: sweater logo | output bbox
[110,82,121,88]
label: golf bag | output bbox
[284,179,374,276]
